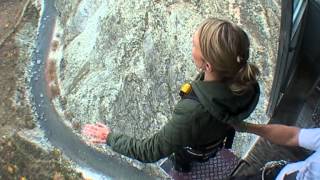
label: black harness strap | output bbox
[181,89,200,102]
[224,127,236,149]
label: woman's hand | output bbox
[81,122,110,144]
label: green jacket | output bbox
[107,75,260,163]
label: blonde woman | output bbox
[82,18,260,172]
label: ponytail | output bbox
[197,18,260,95]
[229,63,260,94]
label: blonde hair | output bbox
[198,18,260,94]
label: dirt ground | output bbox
[0,0,84,179]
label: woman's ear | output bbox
[205,62,213,72]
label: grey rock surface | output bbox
[53,0,280,158]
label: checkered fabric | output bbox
[167,149,239,180]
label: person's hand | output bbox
[81,122,110,144]
[230,121,250,132]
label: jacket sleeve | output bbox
[106,99,200,163]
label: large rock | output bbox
[54,0,280,157]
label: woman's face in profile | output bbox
[192,30,204,70]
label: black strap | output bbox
[181,89,200,102]
[185,147,220,162]
[284,171,298,180]
[224,127,236,149]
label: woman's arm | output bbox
[234,122,300,147]
[82,99,200,162]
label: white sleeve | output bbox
[298,128,320,151]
